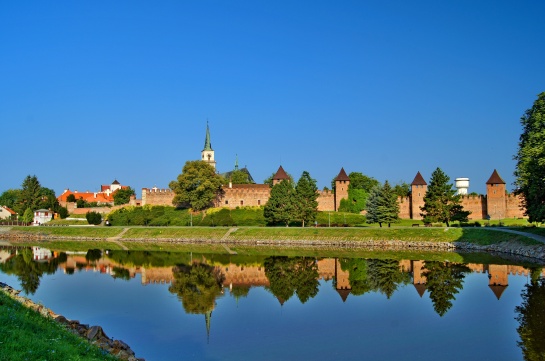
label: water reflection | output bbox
[515,278,545,361]
[2,246,545,360]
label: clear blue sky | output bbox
[1,1,544,197]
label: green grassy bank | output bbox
[0,291,117,361]
[5,225,542,247]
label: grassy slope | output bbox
[0,292,117,361]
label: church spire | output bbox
[235,154,239,171]
[203,122,213,151]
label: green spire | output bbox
[203,122,212,151]
[235,154,239,171]
[205,310,212,343]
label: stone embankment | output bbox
[4,229,545,262]
[0,282,144,361]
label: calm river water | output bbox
[1,246,544,361]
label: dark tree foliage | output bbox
[86,211,102,225]
[366,259,411,299]
[515,278,545,361]
[366,181,400,227]
[514,91,545,223]
[66,194,77,202]
[113,187,136,205]
[423,261,470,317]
[20,175,42,214]
[112,266,131,281]
[168,263,225,314]
[85,249,102,262]
[169,161,225,211]
[393,181,411,198]
[264,256,319,304]
[230,170,253,184]
[294,171,319,227]
[264,180,296,226]
[0,189,21,211]
[420,167,470,226]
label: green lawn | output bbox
[0,291,118,361]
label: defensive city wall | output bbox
[141,167,526,220]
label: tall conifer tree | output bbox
[264,180,296,226]
[420,168,469,226]
[294,171,318,227]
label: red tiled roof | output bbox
[57,190,114,203]
[273,166,290,180]
[486,169,506,184]
[2,206,17,215]
[335,168,350,181]
[411,171,427,186]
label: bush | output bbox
[86,211,102,225]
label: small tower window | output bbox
[240,200,244,206]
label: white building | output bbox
[33,209,53,226]
[0,206,17,220]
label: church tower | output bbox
[201,122,216,169]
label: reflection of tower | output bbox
[487,264,508,300]
[335,258,351,302]
[205,310,212,343]
[411,260,427,297]
[201,122,216,169]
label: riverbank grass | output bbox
[0,291,117,361]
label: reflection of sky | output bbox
[0,267,528,361]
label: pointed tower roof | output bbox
[489,285,508,300]
[411,171,427,186]
[203,122,213,151]
[336,289,351,302]
[205,310,212,344]
[335,167,350,181]
[235,154,239,171]
[273,166,290,181]
[486,169,506,184]
[414,284,427,298]
[111,179,120,185]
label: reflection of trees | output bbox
[168,263,225,314]
[424,261,470,316]
[230,285,250,299]
[112,266,131,280]
[0,248,63,295]
[264,256,319,304]
[85,249,102,263]
[515,278,545,361]
[340,258,371,296]
[367,259,411,299]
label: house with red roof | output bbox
[0,206,17,220]
[57,180,130,207]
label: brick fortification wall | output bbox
[317,190,335,211]
[460,195,487,220]
[506,194,525,218]
[142,188,175,206]
[398,196,411,219]
[220,184,271,207]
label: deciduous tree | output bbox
[514,91,545,223]
[420,167,470,226]
[169,161,225,211]
[113,187,136,205]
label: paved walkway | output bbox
[106,228,130,250]
[485,228,545,244]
